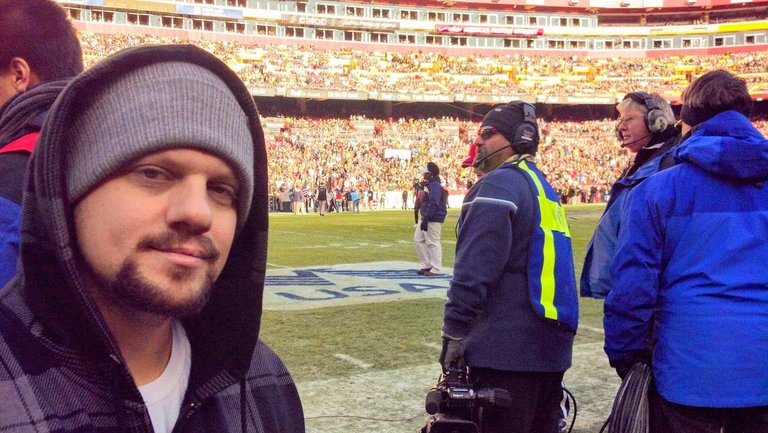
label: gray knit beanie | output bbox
[65,61,254,230]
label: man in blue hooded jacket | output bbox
[580,92,679,299]
[605,70,768,432]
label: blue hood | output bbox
[675,110,768,182]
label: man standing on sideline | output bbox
[316,181,328,215]
[605,70,768,432]
[0,0,84,286]
[580,92,679,299]
[0,45,304,432]
[440,102,578,433]
[415,161,447,276]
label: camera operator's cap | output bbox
[481,103,527,145]
[65,59,254,231]
[420,167,430,174]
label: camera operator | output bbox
[440,102,578,433]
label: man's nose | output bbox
[167,179,213,232]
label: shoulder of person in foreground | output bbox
[238,340,305,432]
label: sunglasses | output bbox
[477,126,500,140]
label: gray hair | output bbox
[617,92,676,128]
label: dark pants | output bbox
[651,390,768,433]
[469,368,565,433]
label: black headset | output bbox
[615,92,669,141]
[511,101,539,153]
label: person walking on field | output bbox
[414,162,447,276]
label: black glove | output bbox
[439,337,465,372]
[614,362,636,380]
[420,219,429,231]
[612,350,652,379]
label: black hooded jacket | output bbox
[0,45,304,432]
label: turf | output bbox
[260,205,612,432]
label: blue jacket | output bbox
[442,159,574,372]
[580,128,679,299]
[420,175,447,223]
[0,147,28,286]
[604,111,768,407]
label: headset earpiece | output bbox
[625,92,668,134]
[511,102,539,153]
[647,109,669,133]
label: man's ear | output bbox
[4,57,39,93]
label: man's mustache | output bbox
[137,231,220,262]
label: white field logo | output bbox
[263,261,452,310]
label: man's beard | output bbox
[89,232,220,318]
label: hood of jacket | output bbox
[675,110,768,182]
[0,79,70,147]
[14,45,269,398]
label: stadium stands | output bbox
[75,32,768,204]
[79,32,768,98]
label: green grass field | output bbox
[261,205,616,433]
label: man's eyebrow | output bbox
[209,171,240,189]
[132,155,240,185]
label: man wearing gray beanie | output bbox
[0,45,304,433]
[440,101,577,433]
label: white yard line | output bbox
[421,342,443,351]
[333,354,373,369]
[266,262,291,269]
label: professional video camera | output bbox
[421,368,512,433]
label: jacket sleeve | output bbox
[442,179,517,339]
[0,153,27,287]
[0,197,21,287]
[423,182,441,221]
[580,190,628,299]
[603,181,664,366]
[248,341,305,433]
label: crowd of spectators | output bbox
[78,32,768,97]
[264,116,768,207]
[76,32,768,205]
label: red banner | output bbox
[435,25,544,37]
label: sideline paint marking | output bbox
[580,325,605,335]
[334,354,373,369]
[422,342,443,351]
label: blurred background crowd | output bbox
[76,32,768,205]
[79,32,768,96]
